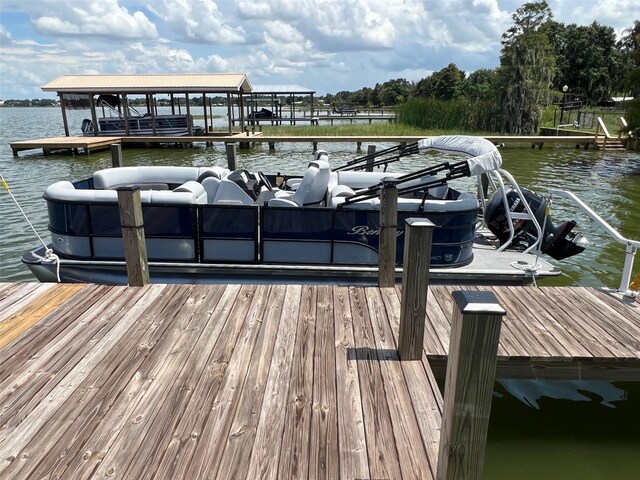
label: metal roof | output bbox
[42,74,252,94]
[250,84,315,95]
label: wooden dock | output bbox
[1,282,639,479]
[9,134,598,157]
[9,136,121,156]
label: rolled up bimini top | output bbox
[417,135,502,176]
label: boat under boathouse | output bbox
[236,84,317,129]
[41,73,253,137]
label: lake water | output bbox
[1,107,639,478]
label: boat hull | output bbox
[22,245,560,286]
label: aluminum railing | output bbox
[549,188,639,297]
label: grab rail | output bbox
[619,117,628,139]
[595,117,612,149]
[549,188,639,296]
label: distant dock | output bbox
[9,133,598,157]
[1,282,638,479]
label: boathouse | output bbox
[236,84,316,129]
[41,73,253,137]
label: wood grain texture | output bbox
[0,283,84,349]
[378,182,398,287]
[437,291,504,480]
[0,282,638,479]
[399,219,434,360]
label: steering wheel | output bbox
[257,171,274,191]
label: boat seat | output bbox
[197,166,230,180]
[93,166,202,189]
[173,181,207,204]
[201,177,222,203]
[268,159,330,208]
[212,179,255,205]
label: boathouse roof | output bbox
[42,73,252,94]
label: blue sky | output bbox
[1,0,638,99]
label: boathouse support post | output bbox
[378,177,399,287]
[122,94,131,136]
[59,92,70,137]
[436,290,506,480]
[185,94,192,135]
[398,218,435,360]
[88,94,99,137]
[117,186,150,286]
[366,145,376,172]
[110,144,123,168]
[225,143,237,170]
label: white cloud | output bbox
[28,0,158,40]
[0,0,638,99]
[149,0,247,44]
[0,24,12,44]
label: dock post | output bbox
[117,186,150,286]
[398,218,435,360]
[378,177,399,287]
[110,143,123,168]
[436,290,506,480]
[366,145,376,172]
[225,143,237,170]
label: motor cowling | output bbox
[81,119,93,134]
[484,187,586,260]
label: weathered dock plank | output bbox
[245,284,301,480]
[333,285,369,480]
[0,283,84,349]
[0,282,638,480]
[349,286,402,480]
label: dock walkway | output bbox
[10,134,597,156]
[1,282,639,479]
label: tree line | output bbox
[323,2,640,135]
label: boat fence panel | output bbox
[200,205,258,262]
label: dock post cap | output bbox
[405,217,436,228]
[452,290,507,315]
[116,185,141,192]
[380,177,401,187]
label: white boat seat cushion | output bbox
[201,177,222,203]
[173,181,207,204]
[269,159,330,207]
[93,166,201,189]
[212,179,255,205]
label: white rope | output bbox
[1,174,61,282]
[510,255,541,287]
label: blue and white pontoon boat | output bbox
[22,136,586,285]
[81,94,203,137]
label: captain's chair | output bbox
[268,159,331,207]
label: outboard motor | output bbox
[484,187,586,260]
[81,119,93,134]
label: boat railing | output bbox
[487,169,544,254]
[549,188,639,296]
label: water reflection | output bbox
[484,380,640,480]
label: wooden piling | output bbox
[378,178,399,287]
[436,290,506,480]
[225,143,237,170]
[110,143,123,168]
[117,186,150,286]
[366,145,376,172]
[398,218,435,360]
